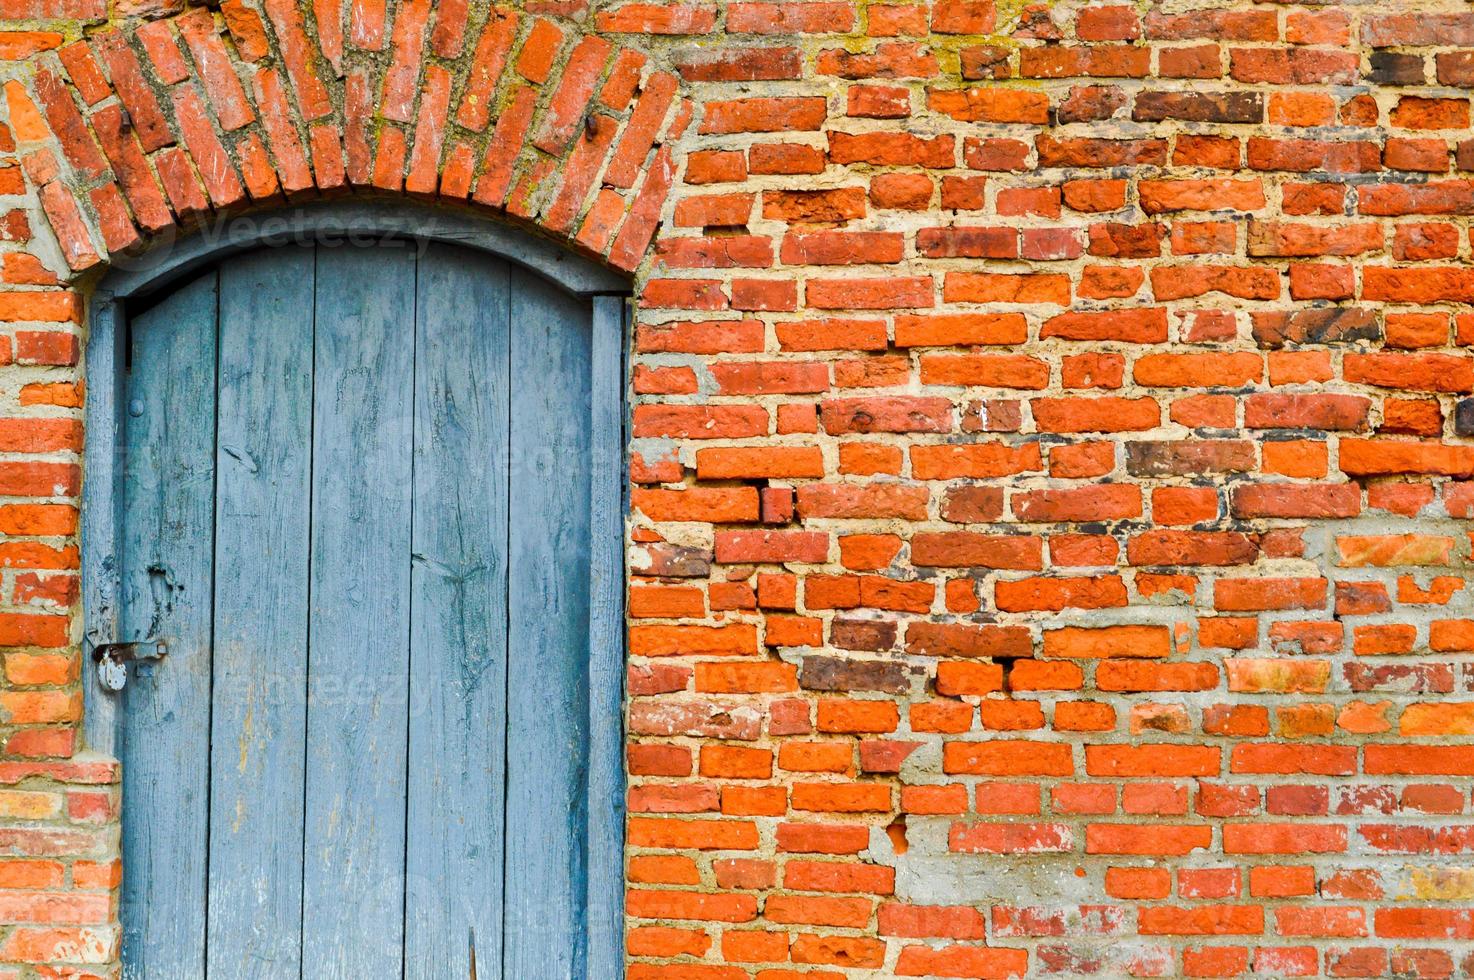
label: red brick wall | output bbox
[0,1,1471,977]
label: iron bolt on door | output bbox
[91,638,168,692]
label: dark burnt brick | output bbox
[1370,51,1426,86]
[1132,90,1263,124]
[1126,440,1257,477]
[917,226,1017,259]
[831,617,899,652]
[1455,398,1474,437]
[799,655,911,693]
[1251,308,1381,348]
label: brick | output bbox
[598,3,718,34]
[677,47,799,83]
[610,143,680,270]
[1346,352,1474,392]
[170,87,246,208]
[607,73,679,189]
[1139,905,1263,936]
[91,34,172,152]
[1086,824,1212,856]
[701,97,826,134]
[944,741,1073,777]
[536,35,614,153]
[1133,352,1261,387]
[88,104,172,232]
[1223,824,1347,854]
[542,112,619,233]
[727,2,854,33]
[32,71,106,179]
[1126,439,1255,477]
[38,184,97,271]
[131,17,189,80]
[176,8,255,130]
[896,945,1029,977]
[999,577,1127,613]
[951,822,1073,854]
[453,9,517,131]
[514,18,564,83]
[909,623,1029,660]
[377,0,431,122]
[911,534,1043,570]
[1098,662,1219,692]
[1043,309,1168,342]
[928,87,1049,124]
[821,396,949,433]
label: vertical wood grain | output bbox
[503,270,594,979]
[404,243,511,978]
[81,299,124,755]
[585,294,627,977]
[118,271,219,980]
[206,245,314,978]
[299,242,415,978]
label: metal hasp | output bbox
[92,639,168,692]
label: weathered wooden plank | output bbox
[81,299,124,755]
[585,294,627,977]
[206,245,315,978]
[118,271,218,980]
[503,270,594,978]
[404,243,511,979]
[300,242,416,977]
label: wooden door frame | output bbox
[81,200,631,977]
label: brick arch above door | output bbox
[3,1,682,282]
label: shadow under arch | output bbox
[92,197,633,303]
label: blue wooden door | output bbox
[116,239,597,979]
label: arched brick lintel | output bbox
[4,3,682,284]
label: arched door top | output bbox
[94,199,631,304]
